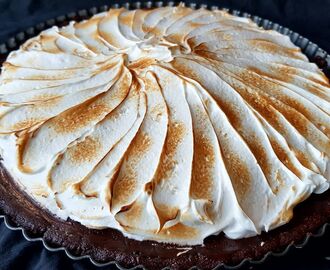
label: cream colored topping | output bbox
[0,6,329,245]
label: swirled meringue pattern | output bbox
[0,6,329,245]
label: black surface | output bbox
[0,0,330,269]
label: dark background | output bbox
[0,0,330,269]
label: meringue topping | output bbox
[0,6,329,245]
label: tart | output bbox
[0,4,329,269]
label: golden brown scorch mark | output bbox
[12,119,41,131]
[39,34,61,54]
[269,138,303,179]
[153,121,186,183]
[144,182,153,195]
[16,132,33,173]
[191,131,215,200]
[294,150,319,173]
[2,62,18,72]
[304,83,330,101]
[247,138,275,189]
[33,93,62,101]
[119,11,134,26]
[128,58,156,70]
[69,136,101,163]
[111,166,137,208]
[159,223,197,239]
[249,39,302,60]
[150,103,166,121]
[116,201,143,225]
[148,121,186,227]
[269,64,298,79]
[155,204,179,230]
[247,66,295,84]
[128,132,152,158]
[274,92,330,136]
[171,59,200,81]
[52,98,108,133]
[307,73,330,88]
[33,97,61,108]
[111,133,151,207]
[223,153,251,201]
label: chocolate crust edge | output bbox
[1,163,330,270]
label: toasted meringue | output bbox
[0,6,329,245]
